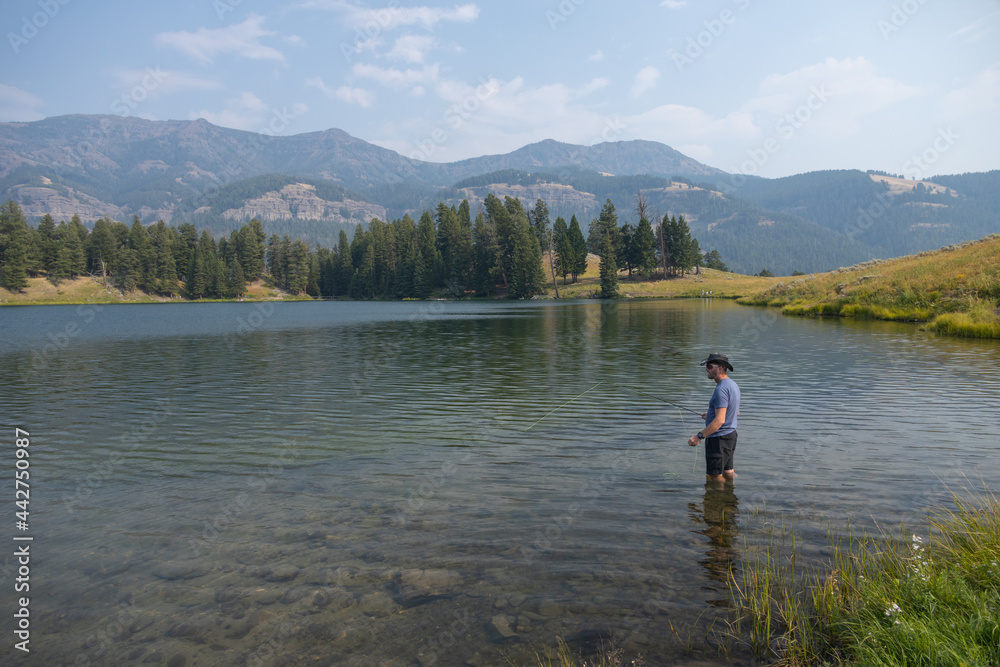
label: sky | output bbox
[1,0,998,179]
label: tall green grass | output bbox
[730,490,1000,665]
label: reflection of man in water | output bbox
[689,481,740,599]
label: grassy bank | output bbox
[731,490,1000,666]
[0,276,300,306]
[544,252,783,299]
[737,235,1000,338]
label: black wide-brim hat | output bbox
[699,353,733,371]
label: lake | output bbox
[1,298,998,666]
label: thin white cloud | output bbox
[580,78,611,95]
[306,77,376,108]
[938,63,1000,120]
[948,10,999,43]
[743,57,925,138]
[353,63,441,88]
[0,84,44,121]
[630,66,660,98]
[191,92,308,132]
[112,68,223,97]
[661,0,686,8]
[387,35,437,64]
[588,50,604,62]
[372,76,636,162]
[627,105,759,145]
[155,14,284,64]
[300,1,479,30]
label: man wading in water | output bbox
[688,353,741,482]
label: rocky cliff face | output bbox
[219,183,386,223]
[457,183,599,211]
[11,183,127,222]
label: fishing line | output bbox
[523,381,605,432]
[605,383,703,417]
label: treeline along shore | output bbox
[0,195,715,301]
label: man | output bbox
[688,353,741,482]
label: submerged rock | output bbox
[490,614,516,639]
[393,569,463,607]
[262,564,300,582]
[152,561,211,581]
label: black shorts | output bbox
[705,431,737,476]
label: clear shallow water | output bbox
[1,299,998,666]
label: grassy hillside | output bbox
[737,234,1000,338]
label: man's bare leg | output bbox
[723,469,736,480]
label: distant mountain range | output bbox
[1,114,997,274]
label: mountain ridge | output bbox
[1,114,998,274]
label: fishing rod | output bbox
[523,381,703,432]
[603,382,704,417]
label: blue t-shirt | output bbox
[706,378,740,436]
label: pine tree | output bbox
[530,199,550,251]
[36,214,58,273]
[151,221,179,296]
[186,246,208,299]
[619,222,635,280]
[594,200,620,297]
[54,222,85,282]
[305,252,321,297]
[416,210,441,292]
[703,249,729,272]
[552,216,572,283]
[128,217,155,292]
[472,211,498,296]
[336,230,353,297]
[633,214,657,279]
[87,217,118,280]
[286,240,311,294]
[598,232,619,298]
[229,259,247,298]
[69,215,89,276]
[567,215,588,282]
[245,219,267,278]
[452,200,474,292]
[0,201,30,291]
[501,197,546,299]
[175,223,199,282]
